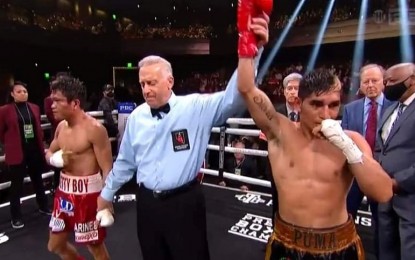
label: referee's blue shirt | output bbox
[101,50,263,201]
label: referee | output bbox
[98,19,269,260]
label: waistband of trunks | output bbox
[58,172,102,195]
[269,214,361,254]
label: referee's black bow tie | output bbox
[151,103,170,119]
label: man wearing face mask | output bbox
[376,62,415,260]
[98,84,118,153]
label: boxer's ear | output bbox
[72,99,81,110]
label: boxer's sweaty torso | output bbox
[56,116,101,176]
[50,116,107,244]
[269,121,354,228]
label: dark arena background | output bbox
[1,0,414,259]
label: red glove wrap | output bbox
[237,0,273,57]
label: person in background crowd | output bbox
[0,81,51,229]
[341,63,393,259]
[276,72,303,121]
[98,84,118,156]
[98,84,118,137]
[220,139,258,191]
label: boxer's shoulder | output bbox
[343,130,370,151]
[57,120,68,127]
[84,116,107,133]
[344,130,362,140]
[55,120,68,133]
[89,116,102,127]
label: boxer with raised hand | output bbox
[45,76,113,260]
[237,27,393,259]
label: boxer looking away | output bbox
[45,76,113,260]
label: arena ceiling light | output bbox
[257,0,306,84]
[306,0,336,73]
[398,0,414,62]
[349,0,369,101]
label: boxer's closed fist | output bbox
[49,150,64,168]
[96,208,114,227]
[320,119,363,164]
[237,0,273,57]
[97,196,114,227]
[62,150,73,166]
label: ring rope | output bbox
[211,127,261,137]
[207,144,268,157]
[199,168,271,188]
[226,118,256,125]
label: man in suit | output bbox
[275,72,302,120]
[341,64,393,256]
[376,62,415,260]
[342,64,393,257]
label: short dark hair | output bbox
[50,76,87,109]
[102,84,114,92]
[7,81,28,103]
[12,80,27,89]
[298,69,340,100]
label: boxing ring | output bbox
[0,111,377,260]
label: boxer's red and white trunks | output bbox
[49,172,106,245]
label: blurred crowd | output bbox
[1,2,362,39]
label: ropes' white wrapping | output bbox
[40,119,109,130]
[226,118,256,125]
[40,110,118,121]
[207,145,268,157]
[200,168,271,188]
[211,127,261,137]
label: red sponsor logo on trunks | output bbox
[75,230,99,243]
[59,176,89,194]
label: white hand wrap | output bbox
[49,150,64,168]
[96,209,114,227]
[320,119,363,164]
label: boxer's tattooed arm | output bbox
[253,95,273,121]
